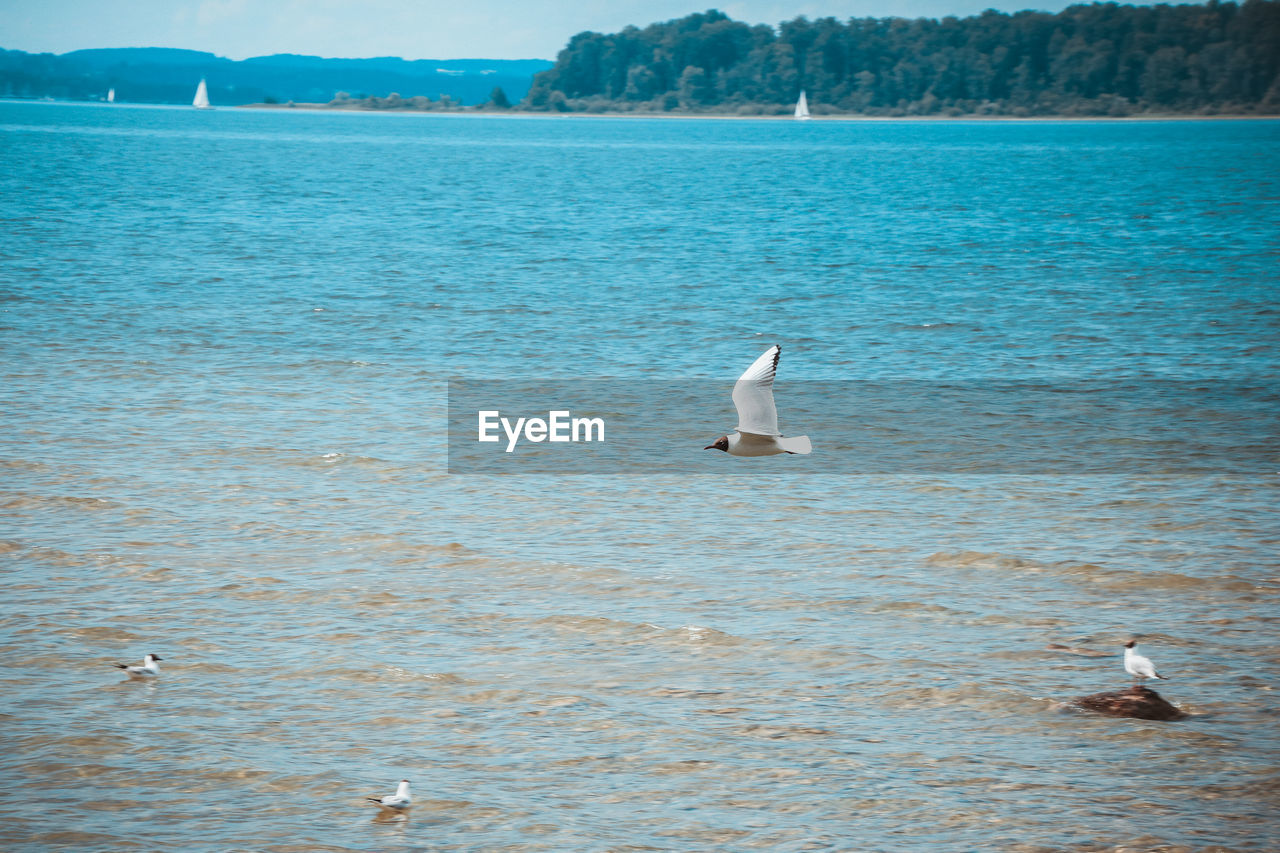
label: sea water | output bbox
[1,101,1278,851]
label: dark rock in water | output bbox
[1073,685,1186,721]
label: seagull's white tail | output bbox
[779,435,812,455]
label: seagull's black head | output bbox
[149,654,163,661]
[704,436,729,452]
[1123,641,1135,649]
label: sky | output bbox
[3,0,1165,61]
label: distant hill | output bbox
[526,3,1280,116]
[0,47,553,106]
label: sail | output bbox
[107,88,115,103]
[193,79,211,109]
[794,90,810,120]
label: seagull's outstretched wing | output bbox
[732,345,782,436]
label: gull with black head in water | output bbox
[704,345,812,457]
[1123,640,1168,684]
[114,653,162,679]
[367,779,412,810]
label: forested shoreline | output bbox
[3,3,1277,116]
[524,2,1280,116]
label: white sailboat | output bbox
[107,87,115,103]
[193,78,212,109]
[794,90,811,120]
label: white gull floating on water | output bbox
[1123,640,1168,683]
[114,653,161,679]
[367,779,412,809]
[704,345,812,457]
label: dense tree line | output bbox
[523,2,1280,115]
[326,91,462,110]
[312,86,510,111]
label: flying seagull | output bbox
[704,345,812,457]
[1123,640,1168,684]
[367,779,412,809]
[114,653,162,679]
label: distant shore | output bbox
[237,103,1278,121]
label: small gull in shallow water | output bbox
[114,653,162,679]
[367,779,412,809]
[1123,640,1168,683]
[704,344,812,457]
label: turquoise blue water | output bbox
[1,101,1278,851]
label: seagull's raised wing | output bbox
[732,345,782,436]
